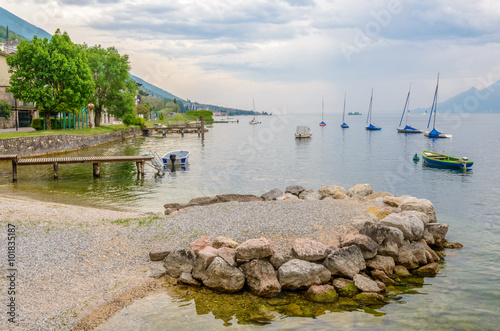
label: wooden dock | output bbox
[142,116,208,137]
[1,155,153,181]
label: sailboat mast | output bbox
[433,74,440,129]
[427,75,439,129]
[399,84,410,127]
[342,92,346,122]
[406,82,412,126]
[367,88,373,124]
[322,96,324,121]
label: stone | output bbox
[298,189,314,199]
[261,188,284,200]
[278,259,332,290]
[380,213,424,242]
[347,184,374,199]
[413,262,440,277]
[396,240,428,270]
[217,247,237,267]
[212,236,239,249]
[240,259,281,297]
[366,192,394,200]
[383,196,404,207]
[359,222,404,247]
[187,196,220,206]
[425,223,449,247]
[323,245,366,279]
[189,236,211,253]
[236,237,274,260]
[443,242,463,249]
[332,278,359,297]
[401,210,430,225]
[354,292,385,304]
[216,194,263,202]
[423,242,440,262]
[164,202,184,209]
[202,257,245,293]
[353,274,381,292]
[292,238,329,261]
[351,214,378,230]
[269,252,292,269]
[303,193,322,201]
[378,241,399,258]
[164,208,176,215]
[147,263,167,278]
[370,269,397,285]
[149,249,170,261]
[375,280,386,292]
[340,234,378,259]
[278,193,299,201]
[179,272,201,287]
[400,197,437,222]
[285,185,306,196]
[306,285,338,303]
[163,247,196,278]
[365,206,392,220]
[365,255,395,275]
[394,265,411,277]
[318,185,348,199]
[192,246,218,280]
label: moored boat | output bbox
[295,126,312,138]
[340,92,349,128]
[424,74,452,138]
[397,83,422,133]
[162,150,190,166]
[422,150,473,168]
[365,88,381,130]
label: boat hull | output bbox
[398,128,422,133]
[366,125,381,130]
[424,131,452,138]
[295,133,312,138]
[422,151,473,168]
[163,150,190,166]
[341,123,349,128]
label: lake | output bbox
[1,112,499,329]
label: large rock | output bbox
[240,259,281,297]
[425,223,449,247]
[353,274,381,293]
[269,252,292,269]
[318,185,348,199]
[303,193,322,201]
[192,246,218,280]
[179,272,201,287]
[306,285,338,303]
[323,245,366,279]
[370,269,397,285]
[401,211,430,225]
[365,255,395,275]
[285,185,306,196]
[400,197,437,222]
[332,278,359,297]
[163,247,196,278]
[149,249,170,261]
[187,196,220,206]
[261,189,283,200]
[217,247,237,267]
[298,189,314,199]
[277,193,299,201]
[359,222,404,248]
[413,262,440,277]
[292,238,329,261]
[190,236,212,253]
[366,192,394,200]
[365,206,392,220]
[216,194,263,202]
[347,184,374,199]
[383,196,404,207]
[212,236,239,249]
[236,237,274,260]
[340,234,378,259]
[278,259,331,290]
[148,263,167,278]
[202,257,245,293]
[396,240,428,269]
[394,265,411,277]
[380,213,424,242]
[354,292,385,304]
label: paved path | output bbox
[0,127,36,133]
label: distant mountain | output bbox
[414,80,500,114]
[0,25,26,41]
[0,7,52,40]
[129,74,183,101]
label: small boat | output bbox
[397,83,422,133]
[422,150,473,169]
[295,126,312,138]
[365,89,381,130]
[424,74,452,138]
[249,99,261,124]
[162,150,190,166]
[319,97,326,126]
[340,92,349,128]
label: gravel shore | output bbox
[0,194,374,330]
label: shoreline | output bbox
[0,191,376,330]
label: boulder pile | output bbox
[154,184,459,303]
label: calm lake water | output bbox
[2,112,500,329]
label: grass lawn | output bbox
[0,125,134,139]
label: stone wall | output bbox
[0,115,15,129]
[0,127,142,156]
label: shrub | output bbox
[31,118,44,130]
[122,113,145,126]
[0,100,13,119]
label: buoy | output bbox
[413,153,420,162]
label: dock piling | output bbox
[53,162,58,179]
[93,163,101,178]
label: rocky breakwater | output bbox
[153,184,461,305]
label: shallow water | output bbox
[2,113,500,328]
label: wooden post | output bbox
[93,163,101,178]
[199,116,205,141]
[136,161,140,173]
[53,162,58,179]
[12,160,17,182]
[141,161,145,175]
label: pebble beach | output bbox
[0,193,373,330]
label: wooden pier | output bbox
[1,155,153,181]
[142,116,208,137]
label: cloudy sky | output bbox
[3,0,500,114]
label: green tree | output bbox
[0,100,12,119]
[7,29,94,130]
[83,44,135,126]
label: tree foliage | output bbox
[82,44,135,126]
[0,100,12,119]
[6,29,95,129]
[140,96,164,111]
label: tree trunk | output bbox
[95,109,101,127]
[45,111,51,130]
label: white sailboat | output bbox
[424,74,452,138]
[397,83,422,133]
[249,99,261,124]
[365,88,381,130]
[319,96,326,126]
[340,92,349,128]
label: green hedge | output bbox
[186,110,213,122]
[31,116,89,130]
[122,113,145,126]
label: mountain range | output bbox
[0,7,51,40]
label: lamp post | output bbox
[15,99,18,131]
